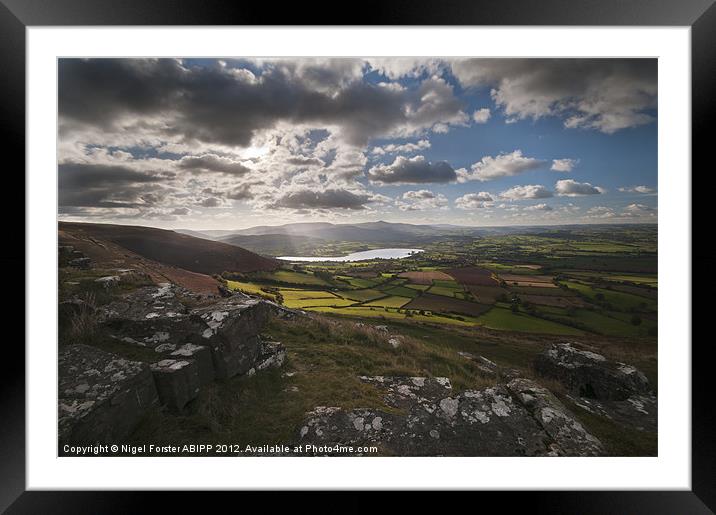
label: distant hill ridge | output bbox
[59,221,279,275]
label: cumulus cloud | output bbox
[472,108,491,123]
[267,188,376,210]
[585,206,616,219]
[371,139,431,156]
[450,58,657,133]
[555,179,605,196]
[524,203,553,211]
[367,155,456,184]
[178,154,253,175]
[551,158,578,172]
[456,150,545,182]
[455,192,494,209]
[366,58,444,79]
[396,189,448,211]
[618,185,656,194]
[499,184,553,200]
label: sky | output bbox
[57,58,658,230]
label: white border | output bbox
[27,27,691,490]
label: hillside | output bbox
[219,233,326,256]
[224,221,485,242]
[59,222,280,275]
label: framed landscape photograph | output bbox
[5,0,714,511]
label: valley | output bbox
[57,220,658,457]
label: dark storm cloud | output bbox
[367,155,457,184]
[270,188,372,210]
[59,59,463,147]
[58,163,161,208]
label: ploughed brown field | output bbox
[59,222,279,276]
[398,270,454,284]
[499,274,556,286]
[445,266,498,286]
[467,285,509,304]
[404,293,492,317]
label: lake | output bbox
[277,248,424,262]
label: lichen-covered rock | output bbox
[98,283,273,379]
[457,351,520,380]
[150,359,201,411]
[567,393,658,433]
[192,296,272,378]
[170,343,215,386]
[507,378,604,456]
[254,341,286,371]
[68,257,91,269]
[535,343,651,401]
[297,375,604,457]
[58,345,158,448]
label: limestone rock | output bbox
[535,343,651,401]
[170,343,215,386]
[297,375,604,457]
[507,378,604,456]
[58,344,158,448]
[98,283,273,379]
[68,257,91,269]
[150,359,201,411]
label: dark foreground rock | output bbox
[535,343,651,400]
[297,375,604,456]
[535,343,657,432]
[98,283,273,379]
[150,358,201,411]
[59,344,158,448]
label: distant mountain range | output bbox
[177,221,492,244]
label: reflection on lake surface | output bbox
[277,248,424,262]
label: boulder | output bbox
[170,343,215,386]
[507,378,604,456]
[95,275,120,287]
[297,375,604,457]
[458,351,521,380]
[98,283,273,379]
[68,257,91,269]
[191,296,272,378]
[534,343,651,400]
[150,359,201,411]
[58,344,158,448]
[567,393,658,433]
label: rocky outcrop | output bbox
[58,344,158,448]
[150,358,201,411]
[535,343,650,400]
[98,283,274,379]
[297,375,604,457]
[458,351,520,381]
[59,284,289,445]
[535,343,657,432]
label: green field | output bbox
[253,270,330,286]
[477,307,584,335]
[282,296,356,309]
[561,281,657,311]
[226,280,277,300]
[279,289,335,300]
[383,285,420,298]
[363,296,411,308]
[341,289,386,302]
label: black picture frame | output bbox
[1,0,712,511]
